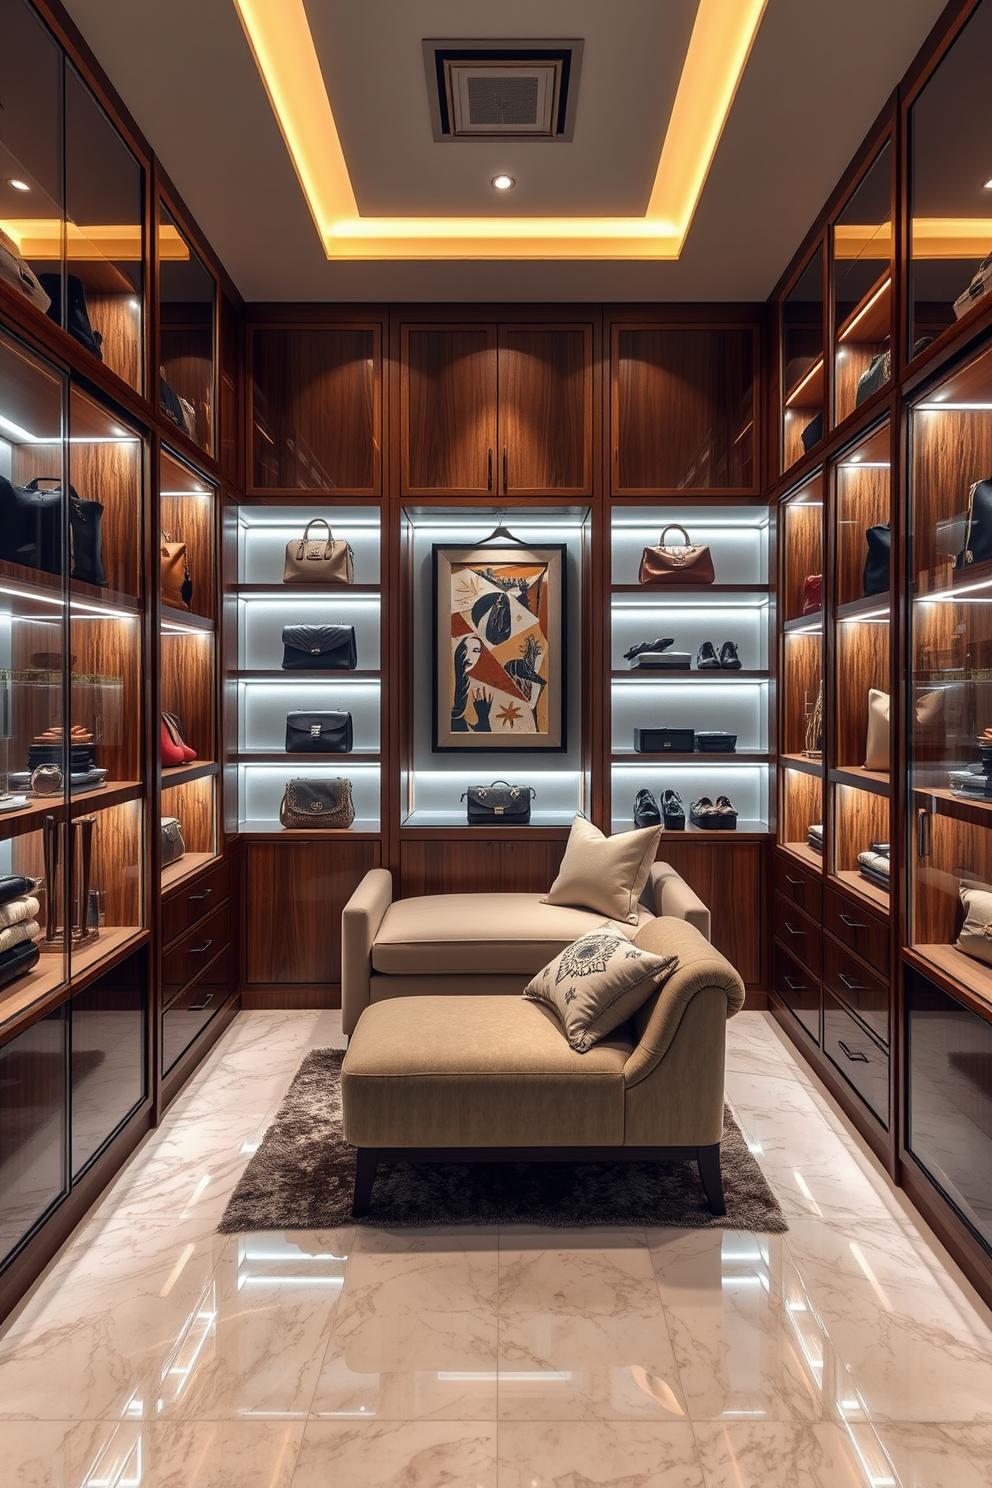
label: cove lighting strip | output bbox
[231,0,767,260]
[0,221,188,261]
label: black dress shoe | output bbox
[633,788,661,828]
[719,641,742,670]
[624,638,675,661]
[696,641,720,670]
[689,796,721,829]
[661,789,685,829]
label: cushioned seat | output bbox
[370,892,653,976]
[342,994,634,1147]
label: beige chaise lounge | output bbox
[341,863,710,1036]
[341,914,746,1215]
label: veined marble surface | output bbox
[1,1009,990,1487]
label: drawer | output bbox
[163,860,230,948]
[774,854,822,919]
[823,885,889,978]
[162,902,231,1005]
[773,942,821,1044]
[823,989,889,1127]
[822,934,889,1047]
[774,892,822,977]
[162,948,231,1076]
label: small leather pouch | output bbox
[634,727,694,753]
[285,711,353,753]
[461,780,534,826]
[695,731,737,753]
[281,624,357,671]
[279,777,355,829]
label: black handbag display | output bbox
[37,273,103,360]
[955,480,992,569]
[694,731,738,753]
[461,780,535,826]
[801,411,822,453]
[281,624,357,671]
[633,727,695,753]
[863,524,891,595]
[0,475,106,584]
[285,711,353,753]
[855,350,890,406]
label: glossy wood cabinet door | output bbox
[400,838,567,895]
[245,841,380,987]
[401,326,497,494]
[498,325,592,495]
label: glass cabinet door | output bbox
[158,206,216,457]
[782,245,825,472]
[832,144,892,427]
[779,472,824,863]
[0,0,63,323]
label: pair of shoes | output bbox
[624,638,675,662]
[633,788,686,830]
[696,641,742,670]
[633,788,661,828]
[689,795,738,829]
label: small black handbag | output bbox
[285,711,353,753]
[281,624,357,671]
[855,350,890,406]
[38,273,103,360]
[863,524,891,595]
[634,727,694,753]
[694,731,737,753]
[955,480,992,569]
[461,780,535,826]
[161,817,186,866]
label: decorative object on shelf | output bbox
[161,532,193,610]
[14,764,106,795]
[662,789,685,830]
[804,681,823,759]
[0,476,106,584]
[283,518,354,584]
[632,788,661,828]
[954,479,992,569]
[697,641,721,670]
[953,249,992,321]
[864,689,890,772]
[719,641,742,670]
[855,349,891,406]
[28,725,94,773]
[695,731,737,753]
[40,814,99,952]
[29,764,62,796]
[281,624,357,671]
[0,937,40,990]
[949,766,992,798]
[689,796,737,830]
[461,779,535,826]
[801,412,822,453]
[161,816,186,866]
[979,725,992,775]
[623,639,674,662]
[279,777,355,830]
[0,227,51,311]
[543,816,661,926]
[522,924,678,1054]
[634,727,694,753]
[433,541,565,752]
[863,524,891,595]
[285,711,353,754]
[629,651,691,671]
[801,574,822,614]
[638,525,715,587]
[858,845,890,891]
[38,272,103,360]
[161,712,196,765]
[955,882,992,966]
[807,822,823,853]
[159,370,192,436]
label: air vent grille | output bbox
[424,40,582,142]
[466,75,540,128]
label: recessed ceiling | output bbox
[61,0,949,301]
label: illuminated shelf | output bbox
[611,584,769,596]
[161,605,215,632]
[612,817,771,839]
[238,819,381,837]
[162,851,218,893]
[239,751,380,764]
[783,612,822,633]
[784,357,824,409]
[0,558,140,614]
[612,751,770,764]
[913,784,992,828]
[837,273,891,344]
[782,841,823,871]
[237,584,381,596]
[610,670,769,682]
[161,761,219,788]
[236,669,380,681]
[912,944,992,1015]
[781,753,823,778]
[830,765,890,796]
[837,593,890,621]
[0,780,144,840]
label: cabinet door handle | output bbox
[502,447,508,492]
[784,922,805,937]
[839,913,865,929]
[918,808,931,859]
[188,991,215,1013]
[189,887,213,902]
[189,939,213,956]
[838,1039,869,1063]
[785,875,804,887]
[838,972,866,992]
[784,976,805,991]
[487,448,493,491]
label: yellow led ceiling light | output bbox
[836,220,992,260]
[0,221,188,261]
[232,0,767,259]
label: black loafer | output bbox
[624,638,675,661]
[719,641,742,670]
[689,796,721,829]
[661,789,685,829]
[697,641,720,670]
[634,788,661,828]
[714,794,738,829]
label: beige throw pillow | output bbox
[523,922,679,1053]
[543,816,662,924]
[864,688,889,772]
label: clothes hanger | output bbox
[475,509,527,545]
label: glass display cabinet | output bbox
[158,205,216,457]
[832,144,892,427]
[782,245,825,472]
[779,471,824,863]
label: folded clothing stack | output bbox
[858,842,890,891]
[807,823,823,853]
[27,724,95,773]
[949,766,992,798]
[0,877,41,989]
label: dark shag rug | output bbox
[218,1048,788,1233]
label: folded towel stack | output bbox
[0,879,41,989]
[858,843,890,891]
[807,823,823,853]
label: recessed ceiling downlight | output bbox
[491,174,515,191]
[7,179,30,192]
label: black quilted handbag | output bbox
[461,780,535,826]
[0,475,106,584]
[281,624,357,671]
[863,524,891,595]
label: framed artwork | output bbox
[432,543,567,752]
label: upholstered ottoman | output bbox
[340,917,745,1217]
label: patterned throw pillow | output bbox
[523,922,679,1053]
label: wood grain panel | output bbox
[161,303,214,453]
[834,340,888,426]
[72,798,142,931]
[401,326,497,494]
[84,293,142,393]
[913,814,992,948]
[498,326,591,494]
[250,327,379,492]
[70,613,142,782]
[783,768,823,849]
[912,410,992,580]
[399,838,566,896]
[835,621,889,768]
[161,774,216,857]
[834,784,889,875]
[654,839,764,985]
[159,492,215,621]
[782,492,823,621]
[160,631,215,759]
[837,465,890,607]
[783,633,822,756]
[246,840,380,984]
[613,327,755,491]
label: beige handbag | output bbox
[638,525,715,586]
[283,518,354,584]
[161,533,191,610]
[864,689,889,772]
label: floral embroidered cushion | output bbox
[522,922,679,1053]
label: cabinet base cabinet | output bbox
[245,841,381,989]
[773,941,821,1043]
[163,948,231,1076]
[823,989,889,1127]
[656,840,766,989]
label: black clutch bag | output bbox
[695,731,737,753]
[0,939,40,989]
[461,780,535,826]
[863,524,890,595]
[281,624,357,671]
[634,727,694,753]
[286,711,353,753]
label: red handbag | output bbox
[801,574,822,614]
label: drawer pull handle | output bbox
[189,888,213,902]
[839,913,865,929]
[784,976,805,991]
[188,992,215,1013]
[189,939,213,956]
[784,922,805,937]
[785,875,804,887]
[838,1039,868,1063]
[838,972,867,992]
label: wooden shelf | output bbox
[238,819,381,837]
[612,751,769,764]
[837,273,891,345]
[912,944,992,1015]
[783,611,822,632]
[162,851,219,894]
[0,780,144,840]
[0,558,140,615]
[830,765,891,796]
[833,868,890,914]
[0,926,146,1040]
[914,784,992,828]
[161,605,215,632]
[401,810,578,830]
[614,818,771,840]
[837,593,891,621]
[611,584,769,596]
[610,670,769,682]
[238,751,380,764]
[161,761,219,788]
[782,841,824,870]
[237,584,381,596]
[781,753,823,778]
[784,357,824,409]
[235,669,380,681]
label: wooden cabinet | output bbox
[400,837,567,896]
[245,841,380,989]
[655,840,765,988]
[400,322,592,496]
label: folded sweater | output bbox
[0,919,39,954]
[0,895,40,931]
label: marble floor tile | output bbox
[291,1419,497,1488]
[873,1421,992,1487]
[68,1418,304,1488]
[497,1420,705,1487]
[693,1421,887,1488]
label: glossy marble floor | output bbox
[2,1010,991,1487]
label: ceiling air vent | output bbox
[423,41,582,142]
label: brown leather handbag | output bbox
[161,533,192,610]
[279,777,355,829]
[283,518,354,584]
[638,525,715,586]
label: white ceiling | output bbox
[62,0,949,303]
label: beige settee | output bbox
[341,915,745,1215]
[341,863,711,1036]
